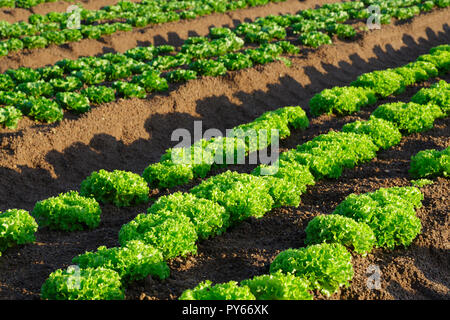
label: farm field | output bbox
[0,0,449,303]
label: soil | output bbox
[0,2,449,300]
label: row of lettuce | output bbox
[1,0,448,128]
[0,0,287,54]
[37,76,448,299]
[180,185,424,300]
[0,0,73,9]
[1,0,447,56]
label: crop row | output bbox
[37,70,449,299]
[179,185,424,300]
[1,0,448,128]
[410,144,449,179]
[310,48,450,116]
[0,0,74,9]
[0,0,287,53]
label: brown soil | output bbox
[0,5,449,300]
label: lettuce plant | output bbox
[410,179,434,188]
[113,81,146,99]
[305,214,376,255]
[55,92,91,114]
[81,25,102,39]
[334,24,357,39]
[209,27,234,39]
[142,160,194,189]
[269,243,354,297]
[253,161,315,207]
[105,63,133,81]
[280,131,379,179]
[32,191,101,231]
[41,31,66,45]
[217,52,253,71]
[72,69,106,85]
[132,70,169,92]
[409,147,449,178]
[41,267,124,300]
[309,86,377,116]
[80,169,149,207]
[22,35,48,49]
[72,240,169,283]
[276,40,300,54]
[405,61,439,79]
[5,38,24,51]
[299,31,332,48]
[351,69,405,97]
[371,101,443,134]
[0,0,15,8]
[0,209,38,256]
[50,76,82,92]
[179,280,255,300]
[241,271,312,300]
[190,171,274,223]
[148,192,230,239]
[417,51,450,73]
[165,69,197,83]
[342,117,402,149]
[0,91,27,106]
[124,46,155,61]
[37,65,64,81]
[333,187,423,249]
[0,74,14,90]
[292,20,325,34]
[62,29,83,42]
[17,80,54,97]
[189,59,227,77]
[411,80,449,115]
[0,106,22,129]
[81,86,116,104]
[393,66,425,86]
[6,67,40,83]
[18,97,64,123]
[429,44,450,54]
[118,211,198,259]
